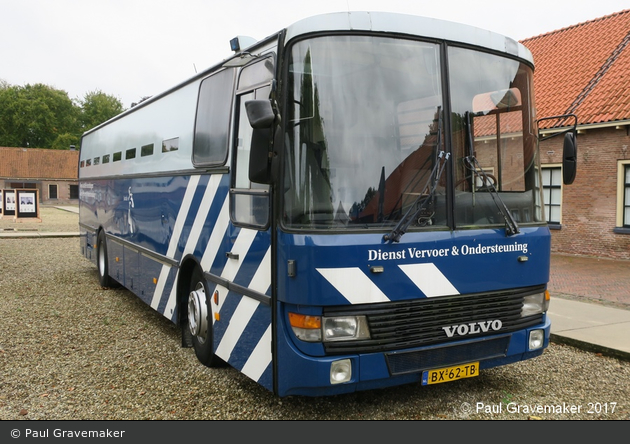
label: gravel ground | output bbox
[0,207,629,420]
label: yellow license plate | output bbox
[422,362,479,385]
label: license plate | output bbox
[422,362,479,385]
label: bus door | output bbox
[211,56,275,391]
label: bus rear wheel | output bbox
[187,267,224,367]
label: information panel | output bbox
[15,189,39,218]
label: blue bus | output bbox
[79,11,577,397]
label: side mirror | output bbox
[245,100,275,184]
[245,100,275,129]
[249,128,272,184]
[562,132,577,185]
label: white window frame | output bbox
[616,160,630,228]
[542,164,563,225]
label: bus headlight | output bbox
[288,313,371,342]
[323,316,370,342]
[521,290,550,317]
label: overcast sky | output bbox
[1,0,628,108]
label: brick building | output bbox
[522,9,630,260]
[0,147,79,204]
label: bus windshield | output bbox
[283,35,541,232]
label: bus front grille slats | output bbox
[323,285,545,354]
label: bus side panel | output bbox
[137,253,165,304]
[209,229,274,392]
[211,285,274,392]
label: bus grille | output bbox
[323,285,545,354]
[386,336,511,375]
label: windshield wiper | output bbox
[464,155,520,236]
[384,150,449,243]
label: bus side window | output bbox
[193,69,236,166]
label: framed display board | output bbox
[15,189,39,219]
[3,190,16,217]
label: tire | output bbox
[187,267,224,367]
[97,230,117,288]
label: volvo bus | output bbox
[79,11,577,396]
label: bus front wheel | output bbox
[97,231,117,288]
[187,267,224,367]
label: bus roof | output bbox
[283,11,533,64]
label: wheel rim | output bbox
[188,282,208,343]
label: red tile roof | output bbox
[522,9,630,128]
[0,147,79,180]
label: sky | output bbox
[1,0,628,108]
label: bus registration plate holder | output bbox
[421,362,479,385]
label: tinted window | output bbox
[162,137,179,153]
[141,143,154,157]
[193,69,235,166]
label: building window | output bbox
[10,182,36,189]
[617,160,630,230]
[542,165,562,225]
[49,184,58,199]
[69,185,79,199]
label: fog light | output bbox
[330,359,352,384]
[529,329,544,350]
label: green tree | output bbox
[79,90,124,132]
[51,133,79,150]
[0,83,80,149]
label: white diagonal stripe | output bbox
[167,175,200,257]
[151,175,200,310]
[161,176,222,316]
[214,247,271,362]
[214,228,258,319]
[220,228,258,282]
[398,263,459,297]
[241,325,272,382]
[182,174,221,256]
[249,247,271,294]
[216,297,260,361]
[316,267,390,304]
[200,196,230,271]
